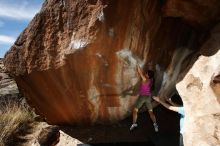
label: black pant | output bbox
[179,134,184,146]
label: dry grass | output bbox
[0,98,36,146]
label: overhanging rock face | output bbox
[3,0,220,135]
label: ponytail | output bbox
[147,70,155,91]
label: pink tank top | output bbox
[139,80,152,96]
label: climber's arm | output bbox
[166,98,181,107]
[137,65,146,81]
[153,96,179,112]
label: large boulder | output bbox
[4,0,196,125]
[3,0,220,145]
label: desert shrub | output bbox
[0,98,36,146]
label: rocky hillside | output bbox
[3,0,220,145]
[0,58,19,100]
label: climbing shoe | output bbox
[130,123,138,131]
[153,123,159,132]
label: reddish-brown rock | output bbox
[162,0,220,28]
[5,0,187,125]
[3,3,220,146]
[4,0,220,145]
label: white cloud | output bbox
[0,35,16,45]
[0,1,42,20]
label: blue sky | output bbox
[0,0,44,58]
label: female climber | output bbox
[130,65,159,132]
